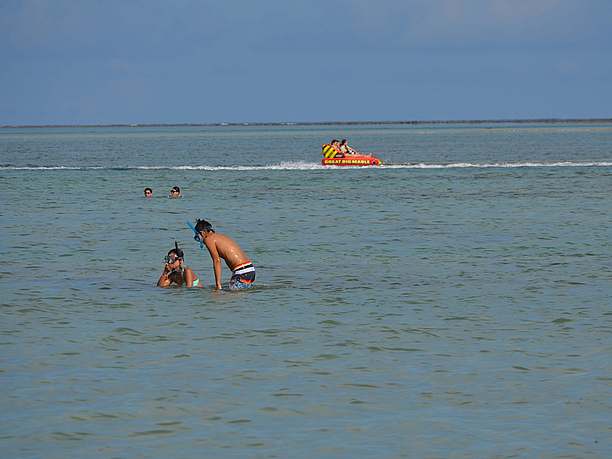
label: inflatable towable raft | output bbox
[321,144,382,166]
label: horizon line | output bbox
[2,117,612,129]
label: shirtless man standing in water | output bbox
[194,219,255,290]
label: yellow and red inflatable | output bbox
[321,144,382,166]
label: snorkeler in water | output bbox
[192,219,255,291]
[157,242,203,288]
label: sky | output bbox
[1,0,611,125]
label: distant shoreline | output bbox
[2,118,612,129]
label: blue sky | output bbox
[1,0,611,124]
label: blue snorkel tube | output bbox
[187,221,204,250]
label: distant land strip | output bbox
[2,118,612,129]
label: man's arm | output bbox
[205,237,223,290]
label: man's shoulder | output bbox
[205,232,226,247]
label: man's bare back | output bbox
[204,232,250,270]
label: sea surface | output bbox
[1,123,611,458]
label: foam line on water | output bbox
[1,161,611,171]
[382,161,612,169]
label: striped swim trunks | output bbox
[229,261,256,290]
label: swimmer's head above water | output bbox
[169,186,181,198]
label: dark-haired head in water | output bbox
[169,186,181,198]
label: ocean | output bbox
[1,122,611,458]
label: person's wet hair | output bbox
[170,186,180,194]
[195,218,215,233]
[167,241,184,259]
[144,187,153,196]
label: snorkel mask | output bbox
[164,254,179,264]
[187,220,204,249]
[164,241,184,264]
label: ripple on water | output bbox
[128,429,175,437]
[2,125,612,459]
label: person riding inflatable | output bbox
[322,139,343,158]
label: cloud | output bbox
[344,0,601,49]
[1,0,228,59]
[3,0,610,61]
[488,0,562,22]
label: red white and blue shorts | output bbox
[229,262,256,290]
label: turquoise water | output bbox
[1,123,611,458]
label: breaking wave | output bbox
[1,161,611,171]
